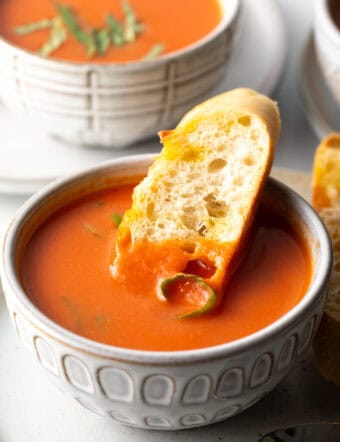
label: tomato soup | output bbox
[21,183,311,352]
[0,0,222,63]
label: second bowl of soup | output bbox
[0,0,239,148]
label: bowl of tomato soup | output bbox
[0,0,239,148]
[1,155,332,430]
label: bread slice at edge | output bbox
[312,133,340,385]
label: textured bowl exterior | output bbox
[0,0,239,148]
[314,0,340,104]
[1,155,332,430]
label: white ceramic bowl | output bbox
[0,0,239,148]
[314,0,340,104]
[0,155,332,430]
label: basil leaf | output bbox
[56,3,96,57]
[93,28,110,55]
[122,0,136,42]
[142,43,165,61]
[60,295,83,331]
[134,22,145,34]
[106,15,124,46]
[159,273,217,318]
[94,313,108,325]
[112,213,123,227]
[38,19,67,57]
[13,3,147,59]
[13,19,53,35]
[122,0,143,42]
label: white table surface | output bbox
[1,1,340,441]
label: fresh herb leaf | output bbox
[94,313,108,325]
[159,274,217,319]
[55,3,96,57]
[142,43,165,61]
[134,22,145,34]
[84,222,102,237]
[122,0,143,42]
[38,18,67,57]
[86,39,96,58]
[93,28,110,55]
[60,295,83,330]
[111,213,123,227]
[106,15,124,46]
[13,2,146,59]
[95,199,105,206]
[122,0,136,42]
[13,19,53,35]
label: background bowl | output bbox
[0,0,239,149]
[314,0,340,104]
[0,155,332,430]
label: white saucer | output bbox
[299,34,339,139]
[0,0,288,195]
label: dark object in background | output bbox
[330,0,340,29]
[259,423,340,442]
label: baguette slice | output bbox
[312,133,340,384]
[111,89,280,313]
[312,133,340,209]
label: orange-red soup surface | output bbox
[0,0,222,62]
[21,184,312,351]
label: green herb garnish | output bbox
[55,3,96,58]
[38,18,67,57]
[12,1,150,59]
[106,15,124,46]
[13,19,53,35]
[112,213,123,227]
[122,0,140,42]
[142,43,165,60]
[93,28,110,55]
[159,274,217,319]
[84,222,102,237]
[60,295,83,331]
[95,199,105,206]
[94,313,108,325]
